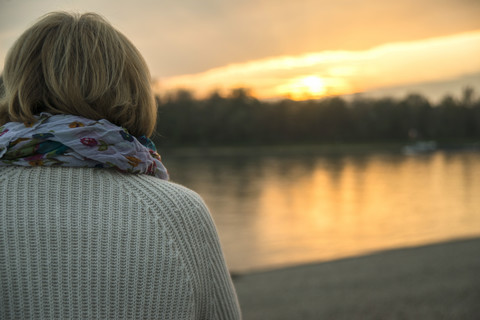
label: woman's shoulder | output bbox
[0,166,206,214]
[106,169,213,225]
[1,166,214,238]
[124,171,207,211]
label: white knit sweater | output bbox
[0,166,241,319]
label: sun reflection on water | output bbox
[166,151,480,272]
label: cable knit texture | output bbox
[0,166,241,319]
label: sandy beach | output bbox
[233,237,480,320]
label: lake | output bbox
[163,148,480,272]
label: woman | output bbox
[0,12,241,319]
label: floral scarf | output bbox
[0,113,169,180]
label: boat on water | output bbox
[402,141,437,155]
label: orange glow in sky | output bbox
[155,30,480,101]
[276,76,327,100]
[1,1,479,101]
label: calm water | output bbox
[164,149,480,272]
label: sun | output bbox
[276,75,327,100]
[301,76,325,95]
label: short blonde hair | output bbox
[0,12,156,137]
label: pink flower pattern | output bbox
[80,137,98,147]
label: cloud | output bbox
[155,31,480,100]
[1,0,479,78]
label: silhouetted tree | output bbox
[153,88,480,147]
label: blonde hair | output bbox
[0,12,156,137]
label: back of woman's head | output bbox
[0,12,156,137]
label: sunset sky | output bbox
[1,0,479,101]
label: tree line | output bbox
[1,74,478,147]
[153,88,480,147]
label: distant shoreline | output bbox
[159,141,480,158]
